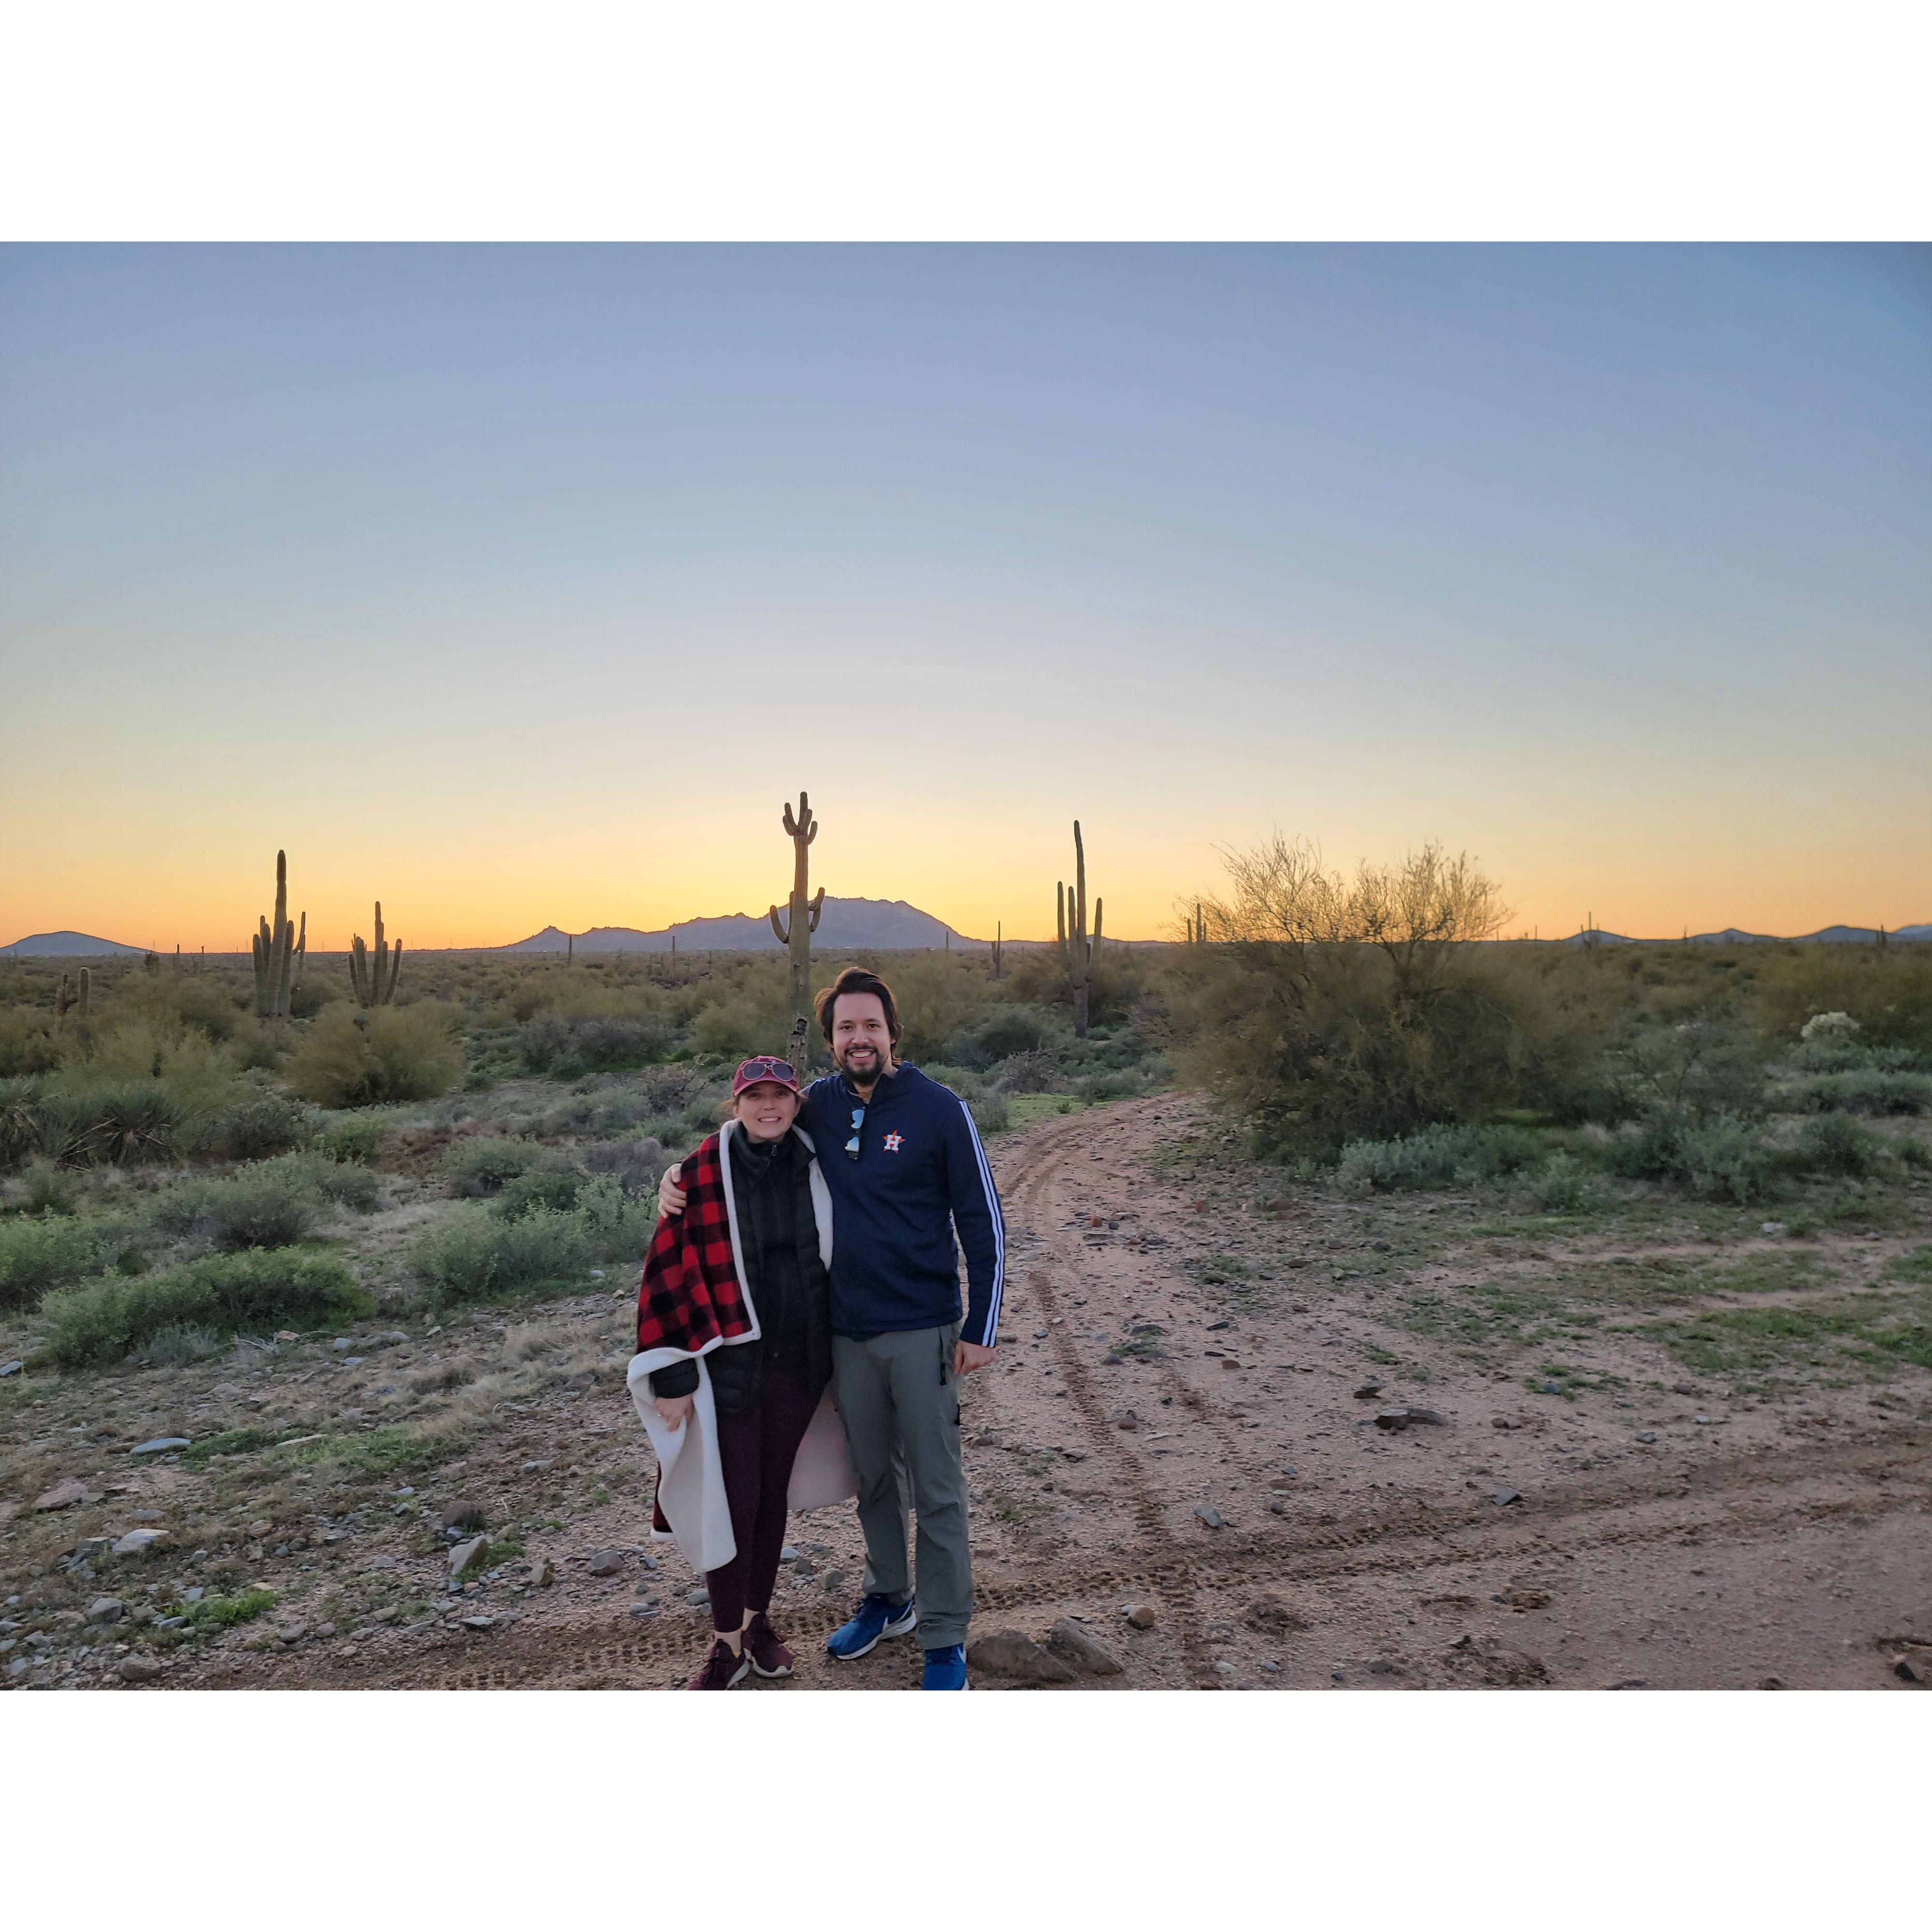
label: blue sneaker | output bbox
[826,1592,918,1661]
[921,1643,968,1690]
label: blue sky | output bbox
[2,244,1927,946]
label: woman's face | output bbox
[735,1081,800,1142]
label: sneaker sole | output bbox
[750,1658,794,1678]
[826,1608,918,1662]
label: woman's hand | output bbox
[654,1393,694,1431]
[658,1163,686,1218]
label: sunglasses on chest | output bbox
[845,1103,866,1159]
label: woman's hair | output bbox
[814,965,900,1045]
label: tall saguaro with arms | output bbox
[768,791,825,1072]
[1057,820,1102,1039]
[252,850,306,1019]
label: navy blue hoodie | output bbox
[801,1064,1006,1348]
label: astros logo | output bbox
[883,1132,904,1151]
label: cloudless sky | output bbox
[2,244,1927,949]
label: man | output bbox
[659,965,1004,1690]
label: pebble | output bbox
[1123,1604,1158,1630]
[0,1361,22,1378]
[529,1558,556,1588]
[780,1546,800,1563]
[440,1502,486,1532]
[112,1529,165,1555]
[822,1568,848,1593]
[639,1552,658,1572]
[86,1597,126,1624]
[1102,1353,1124,1366]
[130,1438,191,1457]
[1636,1432,1658,1444]
[586,1548,625,1577]
[117,1656,161,1683]
[685,1587,710,1606]
[33,1479,87,1512]
[1492,1487,1522,1507]
[1194,1505,1224,1529]
[332,1338,354,1351]
[460,1615,494,1631]
[630,1602,659,1619]
[520,1460,552,1473]
[1214,1661,1236,1678]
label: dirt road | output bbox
[187,1094,1932,1690]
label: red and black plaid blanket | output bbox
[635,1130,753,1357]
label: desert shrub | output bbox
[316,1116,385,1163]
[519,1012,676,1074]
[257,1151,382,1212]
[1776,1069,1932,1117]
[36,1084,187,1166]
[0,1216,106,1310]
[917,1064,986,1100]
[440,1135,543,1196]
[1335,1122,1541,1196]
[4,1157,79,1217]
[151,1166,322,1251]
[882,956,996,1063]
[0,1076,45,1169]
[581,1135,667,1194]
[1167,838,1609,1155]
[1006,940,1145,1032]
[0,1009,59,1077]
[39,1248,372,1368]
[969,1093,1010,1133]
[944,1008,1046,1070]
[988,1050,1060,1094]
[492,1153,592,1219]
[128,1322,224,1367]
[193,1087,317,1159]
[282,1003,464,1108]
[1604,1108,1777,1205]
[408,1174,651,1306]
[1529,1153,1607,1213]
[690,998,780,1061]
[1792,1112,1883,1179]
[1592,1020,1768,1124]
[1751,950,1932,1055]
[408,1205,596,1303]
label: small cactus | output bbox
[349,902,403,1007]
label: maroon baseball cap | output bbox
[732,1055,802,1098]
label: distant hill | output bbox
[0,931,144,957]
[499,896,986,954]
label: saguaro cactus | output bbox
[349,901,403,1007]
[1056,820,1103,1039]
[768,791,824,1070]
[251,850,306,1018]
[53,973,76,1032]
[992,922,1003,980]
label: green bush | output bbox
[1792,1112,1883,1179]
[282,1003,464,1108]
[0,1216,105,1310]
[440,1135,542,1196]
[492,1154,592,1219]
[1335,1122,1541,1196]
[316,1116,385,1163]
[39,1249,372,1368]
[1605,1108,1778,1205]
[35,1084,187,1167]
[152,1167,319,1250]
[194,1088,316,1159]
[408,1174,650,1306]
[1776,1069,1932,1117]
[0,1009,59,1078]
[969,1093,1010,1134]
[1529,1152,1607,1213]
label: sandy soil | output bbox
[11,1093,1930,1691]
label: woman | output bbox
[627,1054,850,1690]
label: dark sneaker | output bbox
[921,1643,968,1690]
[686,1638,751,1690]
[745,1611,795,1679]
[826,1592,918,1661]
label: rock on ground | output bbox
[966,1630,1077,1685]
[1047,1619,1123,1676]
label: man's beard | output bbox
[837,1041,890,1081]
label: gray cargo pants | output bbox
[832,1321,973,1651]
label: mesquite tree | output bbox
[1057,820,1103,1038]
[768,791,824,1071]
[251,851,306,1018]
[350,901,403,1007]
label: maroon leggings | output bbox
[707,1363,827,1634]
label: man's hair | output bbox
[815,966,900,1046]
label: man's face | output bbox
[830,992,894,1083]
